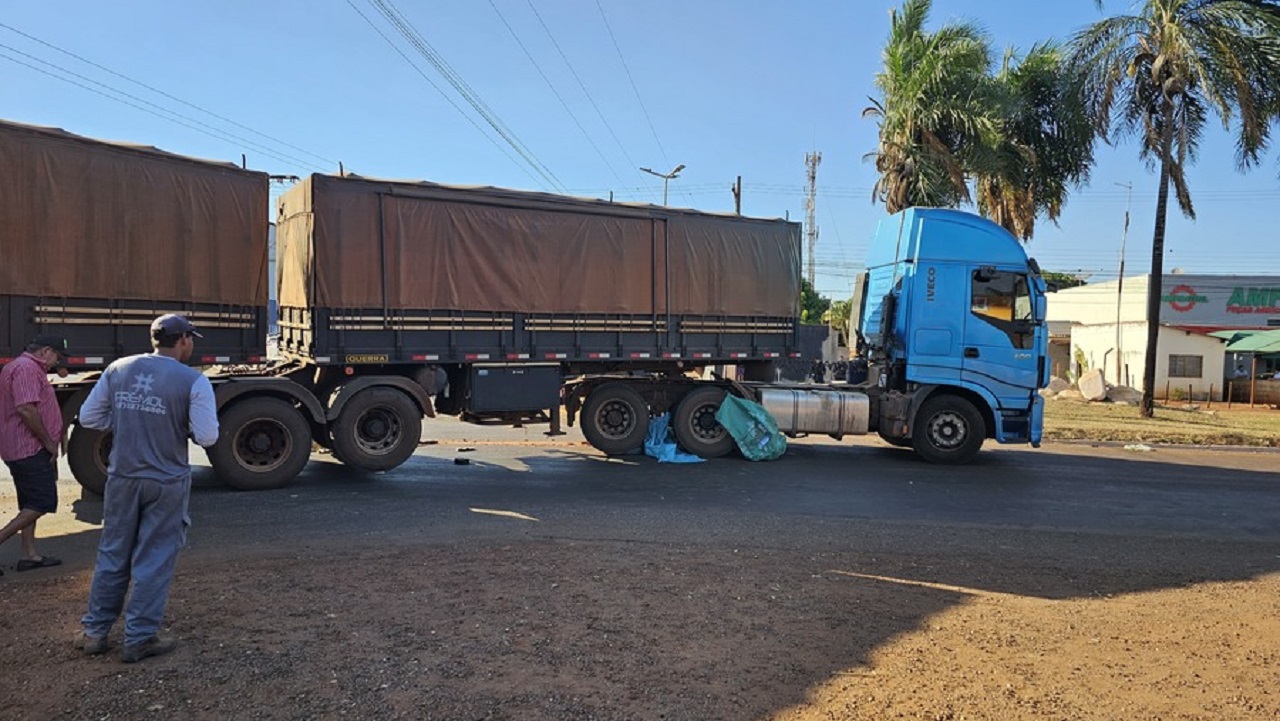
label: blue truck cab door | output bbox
[961,266,1041,441]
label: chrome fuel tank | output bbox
[759,388,870,436]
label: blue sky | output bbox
[3,1,1277,298]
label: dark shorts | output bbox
[5,450,58,514]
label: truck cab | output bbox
[860,208,1048,462]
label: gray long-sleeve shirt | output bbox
[80,353,219,482]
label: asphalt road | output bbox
[11,418,1279,601]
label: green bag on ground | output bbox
[714,394,787,461]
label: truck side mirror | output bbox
[974,266,997,283]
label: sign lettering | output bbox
[1225,286,1280,314]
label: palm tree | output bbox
[865,0,999,212]
[1070,0,1280,417]
[823,299,854,348]
[974,43,1096,240]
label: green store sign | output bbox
[1227,287,1280,309]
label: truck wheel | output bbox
[581,383,649,456]
[67,426,112,495]
[912,395,986,464]
[331,388,422,472]
[209,397,312,490]
[672,387,735,458]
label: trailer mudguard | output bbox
[324,375,435,421]
[55,375,103,428]
[215,377,326,424]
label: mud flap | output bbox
[1030,393,1044,447]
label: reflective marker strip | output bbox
[465,354,491,360]
[662,352,681,359]
[730,352,748,359]
[693,352,712,358]
[200,355,232,363]
[763,352,780,358]
[788,352,801,358]
[506,353,530,360]
[317,356,332,363]
[412,354,440,361]
[545,353,568,359]
[587,352,610,359]
[629,352,651,359]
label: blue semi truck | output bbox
[845,207,1049,462]
[2,120,1046,494]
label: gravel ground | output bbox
[0,422,1277,720]
[1,532,1277,720]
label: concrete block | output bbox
[1077,369,1108,401]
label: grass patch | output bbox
[1043,398,1280,447]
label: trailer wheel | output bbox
[209,397,312,490]
[911,394,985,464]
[331,388,422,472]
[672,387,735,458]
[67,426,112,495]
[581,383,649,456]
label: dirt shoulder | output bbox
[1043,397,1280,447]
[1,532,1277,720]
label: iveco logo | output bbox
[926,266,937,302]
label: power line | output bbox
[365,0,565,192]
[0,22,335,168]
[524,0,658,203]
[594,1,672,190]
[0,45,323,171]
[344,0,545,189]
[485,0,624,188]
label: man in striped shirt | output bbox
[0,335,69,574]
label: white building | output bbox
[1048,274,1280,401]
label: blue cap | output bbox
[150,314,203,339]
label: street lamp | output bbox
[639,164,685,206]
[1115,182,1131,386]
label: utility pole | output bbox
[1115,182,1132,386]
[639,164,685,206]
[731,175,742,215]
[804,151,821,287]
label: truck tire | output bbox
[671,387,736,458]
[209,397,313,490]
[911,394,985,464]
[67,425,111,495]
[581,383,649,456]
[331,387,422,472]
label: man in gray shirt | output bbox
[76,314,219,663]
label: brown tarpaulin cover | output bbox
[0,119,268,305]
[277,174,800,317]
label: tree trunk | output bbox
[1140,102,1176,418]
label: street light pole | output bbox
[1115,181,1132,386]
[639,164,685,206]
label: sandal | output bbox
[16,556,62,571]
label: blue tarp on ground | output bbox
[644,413,704,463]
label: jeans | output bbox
[82,474,191,646]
